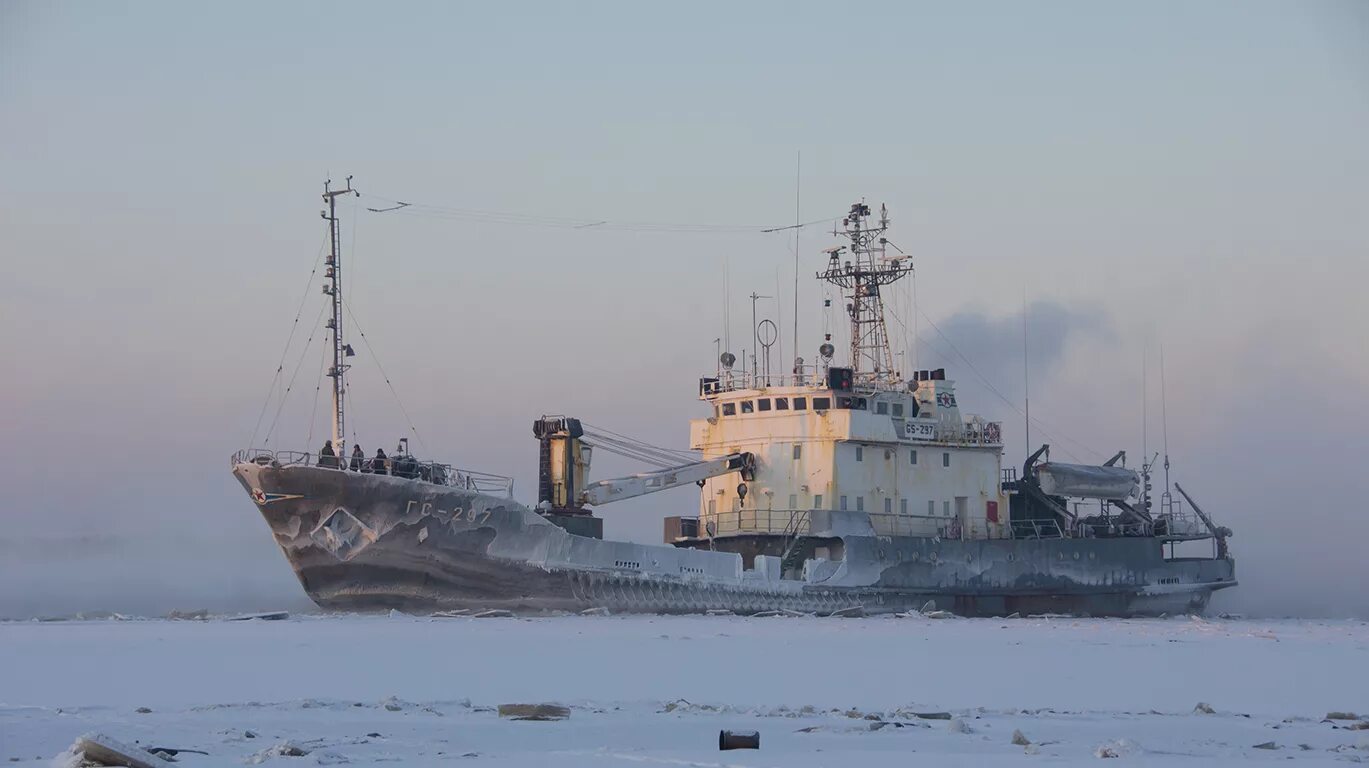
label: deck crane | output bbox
[532,416,754,538]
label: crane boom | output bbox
[580,452,754,507]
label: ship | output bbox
[232,183,1235,617]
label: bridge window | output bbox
[942,452,950,467]
[910,449,918,465]
[856,496,865,512]
[927,500,935,516]
[943,501,951,516]
[814,494,823,509]
[813,397,830,410]
[840,495,848,511]
[740,400,754,414]
[884,497,892,514]
[757,398,772,412]
[721,403,736,416]
[901,498,908,515]
[792,444,802,460]
[789,494,797,509]
[876,401,888,415]
[892,403,904,417]
[855,446,864,461]
[793,397,808,410]
[775,397,789,410]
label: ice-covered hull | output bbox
[234,463,1235,617]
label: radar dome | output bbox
[819,342,835,359]
[720,352,736,369]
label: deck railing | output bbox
[231,448,515,497]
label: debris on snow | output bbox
[470,609,513,618]
[1012,729,1032,746]
[498,703,571,721]
[718,730,759,750]
[1094,739,1142,758]
[245,742,311,763]
[227,612,289,622]
[58,733,173,768]
[1327,711,1360,721]
[1251,741,1279,750]
[1193,702,1215,714]
[947,718,973,734]
[579,607,611,616]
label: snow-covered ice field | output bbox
[3,614,1367,766]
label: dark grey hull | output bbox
[233,462,1236,618]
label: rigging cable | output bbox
[248,234,328,447]
[263,301,330,446]
[341,300,428,455]
[306,334,329,448]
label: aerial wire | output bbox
[792,150,801,370]
[1023,288,1031,458]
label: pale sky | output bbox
[2,1,1366,618]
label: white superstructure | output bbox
[692,370,1006,542]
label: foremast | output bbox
[322,177,358,456]
[818,202,913,387]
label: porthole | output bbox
[1073,552,1081,561]
[1088,552,1096,561]
[1007,553,1016,562]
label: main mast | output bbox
[322,176,357,456]
[817,201,913,386]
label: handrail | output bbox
[702,508,813,537]
[231,448,515,498]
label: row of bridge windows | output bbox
[799,443,952,468]
[720,396,825,416]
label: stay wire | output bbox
[248,234,329,447]
[307,334,328,447]
[342,300,428,455]
[264,301,330,446]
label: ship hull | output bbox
[234,462,1235,618]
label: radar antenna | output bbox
[816,202,913,385]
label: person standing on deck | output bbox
[318,440,338,469]
[350,444,364,472]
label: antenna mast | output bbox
[817,202,912,385]
[322,176,358,457]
